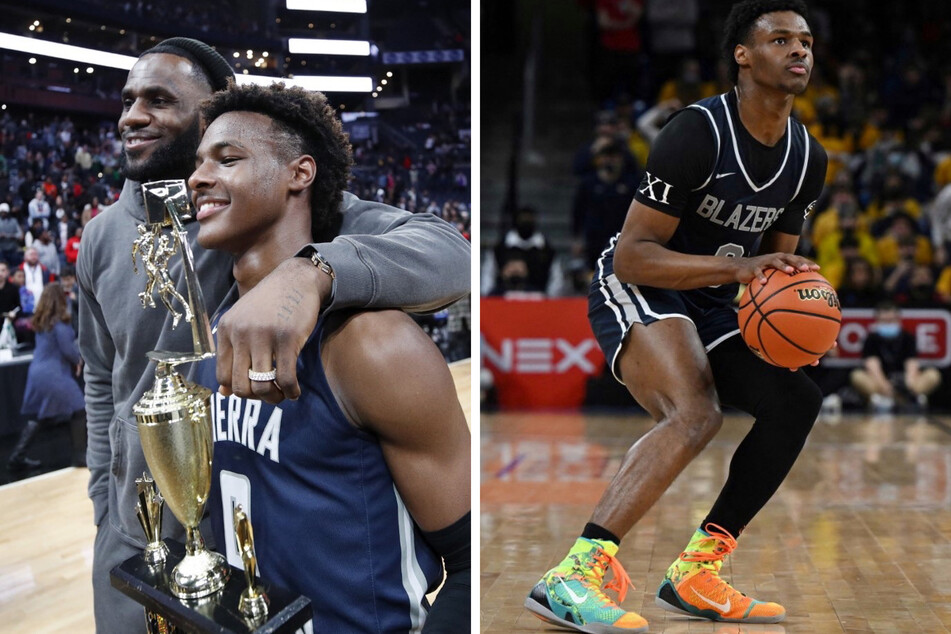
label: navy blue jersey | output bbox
[629,89,827,309]
[197,314,442,633]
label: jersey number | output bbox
[710,243,745,288]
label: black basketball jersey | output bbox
[631,89,826,309]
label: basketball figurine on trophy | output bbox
[110,180,311,633]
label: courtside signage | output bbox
[481,297,603,408]
[826,308,951,367]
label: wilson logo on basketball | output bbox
[795,287,840,309]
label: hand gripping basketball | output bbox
[737,269,841,369]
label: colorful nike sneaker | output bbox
[655,524,785,623]
[524,537,648,633]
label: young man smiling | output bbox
[188,82,470,633]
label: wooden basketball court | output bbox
[0,359,470,632]
[482,411,951,633]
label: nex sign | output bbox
[481,337,599,374]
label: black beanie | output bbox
[140,37,234,91]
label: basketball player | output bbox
[525,1,829,630]
[188,82,471,632]
[78,39,469,632]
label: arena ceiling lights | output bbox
[285,0,367,12]
[288,38,370,56]
[0,32,136,70]
[0,32,374,92]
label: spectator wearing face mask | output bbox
[572,110,639,180]
[850,301,942,412]
[485,206,557,295]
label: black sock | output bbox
[581,522,620,545]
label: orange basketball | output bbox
[737,269,841,369]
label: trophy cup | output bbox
[135,473,184,634]
[131,179,228,599]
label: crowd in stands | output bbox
[345,101,471,363]
[347,101,471,240]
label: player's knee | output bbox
[765,375,822,430]
[666,403,722,449]
[796,377,823,421]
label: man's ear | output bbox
[734,44,750,72]
[288,155,316,192]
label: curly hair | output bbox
[721,0,810,84]
[200,82,353,242]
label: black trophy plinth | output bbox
[111,540,312,634]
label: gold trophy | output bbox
[233,505,268,623]
[132,179,228,599]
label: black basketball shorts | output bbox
[588,237,741,384]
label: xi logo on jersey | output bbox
[638,171,673,205]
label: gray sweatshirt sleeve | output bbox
[315,196,470,313]
[77,236,115,526]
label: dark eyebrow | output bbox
[770,28,813,38]
[196,139,247,160]
[121,85,177,100]
[210,140,247,152]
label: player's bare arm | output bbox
[614,201,816,289]
[321,309,471,531]
[322,309,471,629]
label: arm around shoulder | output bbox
[314,196,470,313]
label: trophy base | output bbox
[170,548,229,599]
[239,588,269,623]
[144,541,169,567]
[111,539,312,634]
